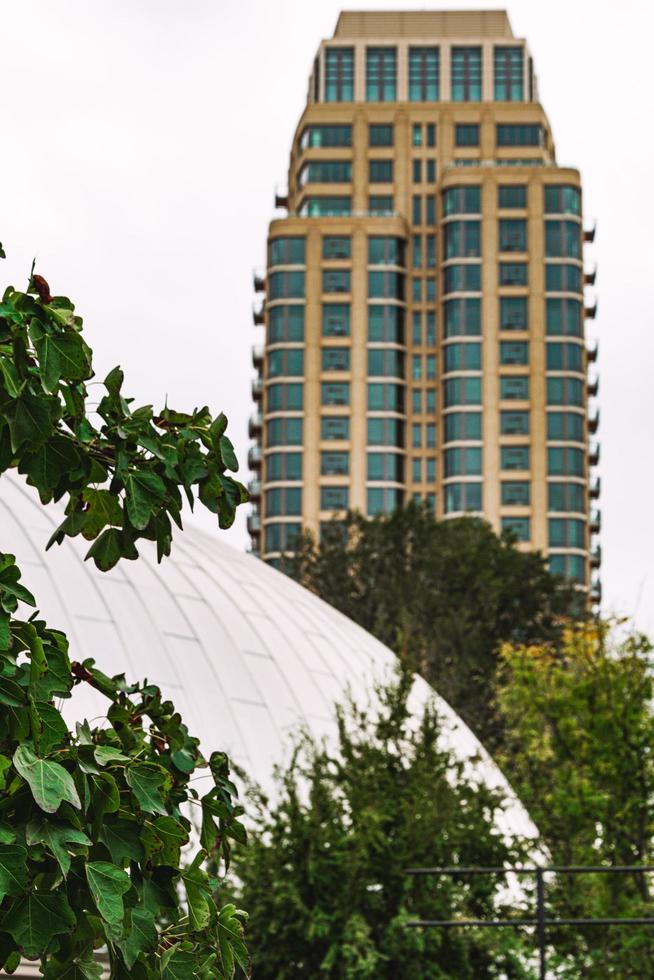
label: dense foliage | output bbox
[287,506,578,745]
[0,249,250,976]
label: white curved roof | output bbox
[1,474,535,839]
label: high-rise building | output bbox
[248,9,600,601]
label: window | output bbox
[426,354,436,379]
[426,278,436,302]
[546,342,583,371]
[426,312,436,346]
[444,342,481,372]
[444,221,481,258]
[444,446,482,476]
[494,46,524,100]
[368,236,404,265]
[499,341,528,365]
[547,446,584,476]
[369,195,393,215]
[412,195,422,224]
[269,306,304,344]
[500,410,529,435]
[455,124,479,147]
[367,487,403,516]
[544,185,581,216]
[368,271,404,299]
[322,236,352,260]
[265,487,302,517]
[497,124,541,146]
[426,423,436,448]
[444,376,481,406]
[412,160,422,184]
[368,348,404,377]
[501,445,530,470]
[546,298,583,337]
[426,195,436,224]
[444,298,481,337]
[412,388,422,413]
[549,553,586,584]
[547,412,584,441]
[301,125,352,148]
[412,423,421,448]
[451,47,482,101]
[366,47,397,101]
[498,185,527,208]
[369,124,394,147]
[412,458,422,482]
[499,297,528,330]
[412,123,422,147]
[444,482,482,513]
[322,347,350,371]
[300,160,352,184]
[545,220,581,258]
[322,303,350,337]
[320,486,349,511]
[369,159,393,182]
[268,348,304,378]
[499,262,528,286]
[368,305,404,343]
[266,452,302,482]
[548,481,585,512]
[443,186,481,214]
[267,383,303,411]
[549,517,586,548]
[367,383,404,411]
[299,197,351,217]
[499,219,527,252]
[321,382,350,406]
[264,522,301,553]
[426,389,436,412]
[426,235,436,268]
[545,263,582,292]
[444,264,481,293]
[501,480,530,505]
[323,269,351,293]
[412,355,422,380]
[500,376,529,400]
[546,377,584,406]
[269,237,306,265]
[269,271,305,299]
[325,47,354,102]
[321,451,349,476]
[368,417,404,446]
[502,516,530,541]
[427,159,436,182]
[444,411,481,441]
[409,46,440,100]
[412,235,423,268]
[427,124,436,147]
[321,416,350,440]
[267,417,303,446]
[368,452,404,481]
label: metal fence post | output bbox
[536,866,546,980]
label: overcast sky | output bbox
[1,0,653,632]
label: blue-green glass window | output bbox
[300,160,352,184]
[546,341,583,371]
[412,195,422,224]
[494,46,524,100]
[322,303,350,337]
[412,458,422,482]
[269,271,305,299]
[412,160,422,183]
[427,159,437,181]
[444,298,481,337]
[369,159,393,182]
[412,355,422,380]
[444,376,481,407]
[501,480,530,505]
[426,423,436,448]
[501,445,530,470]
[444,221,481,258]
[299,197,351,217]
[367,417,404,447]
[426,354,436,379]
[323,236,351,261]
[547,446,584,476]
[545,263,582,292]
[369,124,393,147]
[443,264,481,293]
[549,553,586,584]
[427,124,436,147]
[301,125,352,148]
[548,481,585,512]
[412,423,421,448]
[546,298,583,337]
[500,410,529,435]
[320,486,349,511]
[366,47,397,101]
[368,305,404,343]
[444,411,481,441]
[322,347,350,371]
[368,236,405,265]
[265,487,302,517]
[321,451,349,475]
[269,237,305,265]
[451,47,482,101]
[500,375,529,400]
[443,186,481,214]
[323,269,351,293]
[502,516,530,541]
[321,382,350,406]
[367,452,404,481]
[499,262,528,286]
[426,195,436,225]
[499,219,527,252]
[500,297,528,330]
[426,312,436,345]
[325,47,354,102]
[498,185,527,208]
[546,377,584,406]
[426,278,436,302]
[545,220,581,258]
[368,271,404,299]
[367,487,403,516]
[426,389,436,412]
[264,522,301,553]
[412,235,422,267]
[412,388,422,413]
[544,185,582,215]
[547,412,584,441]
[426,235,436,268]
[412,124,422,147]
[268,348,304,378]
[499,341,528,365]
[409,46,440,100]
[367,383,404,411]
[266,417,303,446]
[320,416,350,440]
[369,195,393,216]
[268,305,304,343]
[444,482,482,513]
[267,383,303,411]
[368,348,404,377]
[266,452,302,483]
[455,124,479,147]
[496,124,541,146]
[444,446,482,476]
[549,518,586,548]
[444,342,481,372]
[412,311,422,344]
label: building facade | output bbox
[248,10,600,601]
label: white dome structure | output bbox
[1,474,535,840]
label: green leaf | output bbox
[89,772,120,821]
[85,527,138,572]
[0,843,28,901]
[218,904,249,976]
[161,949,200,980]
[21,436,83,497]
[0,755,12,791]
[126,764,170,815]
[30,324,90,391]
[13,743,81,814]
[219,434,238,472]
[7,391,57,452]
[94,745,129,766]
[125,471,166,530]
[99,819,144,866]
[0,676,26,707]
[26,818,91,876]
[85,861,131,924]
[117,907,157,969]
[43,954,104,979]
[181,851,212,932]
[3,891,75,957]
[81,489,123,539]
[32,701,68,753]
[150,816,188,867]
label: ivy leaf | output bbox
[85,861,131,924]
[0,755,12,791]
[3,891,76,957]
[85,527,137,572]
[26,818,91,876]
[0,676,26,707]
[181,851,212,932]
[32,701,68,753]
[126,764,170,815]
[20,435,84,498]
[117,907,158,969]
[99,819,144,867]
[42,953,104,979]
[161,949,200,980]
[7,391,57,452]
[81,489,123,539]
[125,471,166,530]
[13,743,81,814]
[89,772,120,821]
[0,843,28,901]
[150,816,188,867]
[30,324,90,391]
[94,745,129,766]
[217,904,249,976]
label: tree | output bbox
[286,506,578,747]
[232,671,532,979]
[495,623,654,977]
[0,247,250,976]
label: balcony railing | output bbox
[248,445,262,469]
[251,377,263,401]
[585,299,598,319]
[252,344,264,368]
[586,340,598,363]
[584,222,597,244]
[253,270,266,293]
[590,476,601,499]
[590,509,601,534]
[587,374,599,398]
[584,265,597,286]
[248,412,263,438]
[589,443,600,467]
[253,303,265,326]
[588,409,600,435]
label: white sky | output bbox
[1,0,653,633]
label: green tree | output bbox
[232,671,532,979]
[495,623,654,977]
[0,247,249,976]
[286,506,578,746]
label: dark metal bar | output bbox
[536,867,546,980]
[406,866,654,876]
[406,916,654,929]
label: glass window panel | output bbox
[366,47,397,101]
[325,47,354,102]
[494,46,524,100]
[451,47,482,101]
[321,416,350,440]
[409,46,440,100]
[501,480,530,505]
[322,303,350,337]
